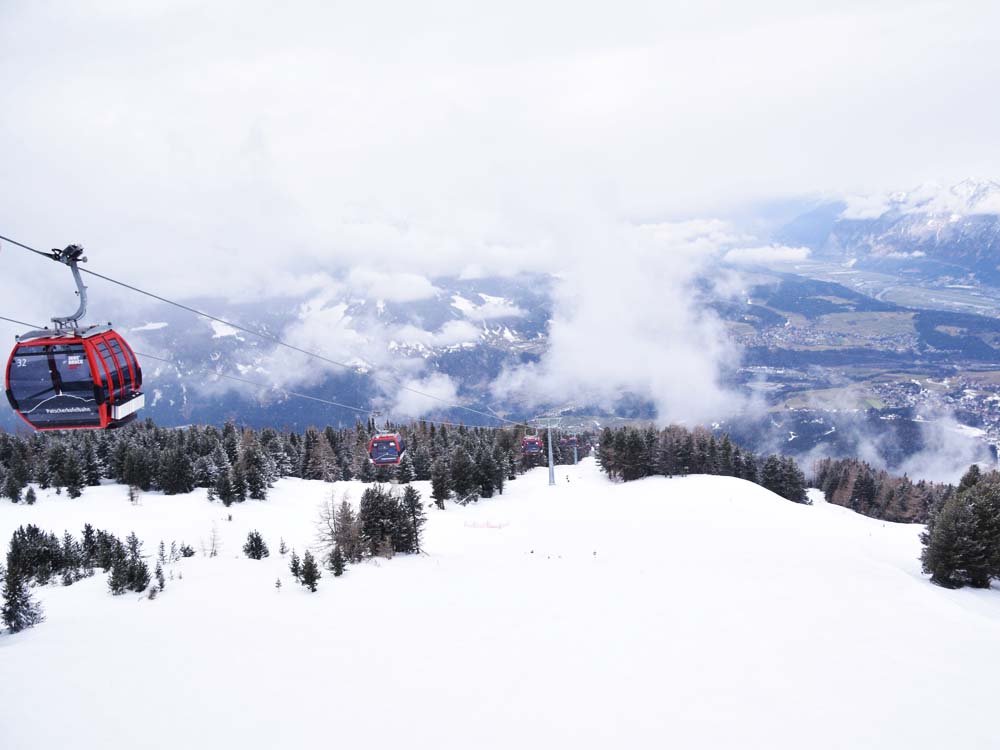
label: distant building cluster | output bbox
[735,323,918,352]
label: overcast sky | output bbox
[2,0,998,421]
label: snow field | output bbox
[2,458,1000,749]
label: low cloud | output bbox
[792,399,994,485]
[391,320,480,349]
[451,294,526,321]
[897,410,995,484]
[493,220,747,425]
[385,373,461,419]
[724,245,810,265]
[346,268,440,303]
[879,250,926,259]
[841,194,891,220]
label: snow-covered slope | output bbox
[2,459,999,749]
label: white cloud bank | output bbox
[723,245,811,265]
[2,0,999,302]
[346,269,440,304]
[451,294,526,321]
[493,220,747,425]
[386,373,462,419]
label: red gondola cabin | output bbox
[522,436,544,455]
[368,432,406,466]
[5,328,144,430]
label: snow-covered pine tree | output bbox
[397,452,416,484]
[492,447,507,495]
[82,439,102,486]
[475,448,497,498]
[222,421,242,465]
[921,490,984,588]
[211,443,231,478]
[243,531,270,560]
[241,440,270,501]
[231,463,248,503]
[411,446,432,481]
[63,450,85,499]
[620,430,647,482]
[193,455,219,488]
[359,485,403,556]
[82,524,98,569]
[2,468,24,503]
[760,455,783,497]
[289,550,301,581]
[213,469,235,507]
[431,457,450,508]
[330,546,345,577]
[300,550,321,592]
[450,447,480,503]
[401,485,426,554]
[958,464,982,493]
[108,548,129,595]
[157,448,195,496]
[62,531,80,577]
[2,563,44,633]
[780,457,809,504]
[718,435,734,477]
[359,456,376,483]
[125,532,151,592]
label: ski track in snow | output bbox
[2,459,1000,749]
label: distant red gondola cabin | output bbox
[368,433,406,466]
[5,328,144,431]
[522,436,544,455]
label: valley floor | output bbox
[2,459,999,749]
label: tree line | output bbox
[0,419,589,506]
[595,425,809,503]
[812,457,953,523]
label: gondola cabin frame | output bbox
[5,327,144,431]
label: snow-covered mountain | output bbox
[779,179,1000,284]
